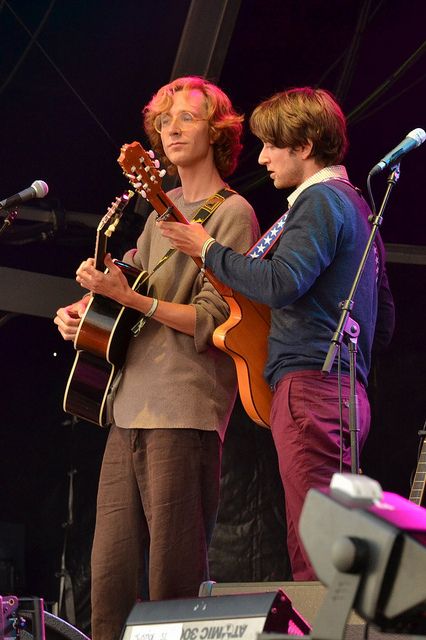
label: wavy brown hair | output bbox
[250,87,348,165]
[143,76,243,178]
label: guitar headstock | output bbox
[117,141,167,205]
[94,190,134,270]
[97,190,134,235]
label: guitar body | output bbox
[64,351,116,426]
[214,293,272,428]
[75,263,149,364]
[64,262,150,426]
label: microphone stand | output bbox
[0,208,18,236]
[322,164,401,474]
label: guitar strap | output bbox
[246,209,290,259]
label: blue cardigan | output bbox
[206,179,394,388]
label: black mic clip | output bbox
[0,208,18,238]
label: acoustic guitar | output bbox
[118,141,272,428]
[63,190,151,426]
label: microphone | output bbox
[0,180,49,210]
[369,128,426,176]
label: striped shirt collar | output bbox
[287,165,349,208]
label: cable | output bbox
[366,173,376,217]
[337,347,344,473]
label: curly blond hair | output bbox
[143,76,243,178]
[250,87,348,166]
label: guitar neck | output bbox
[409,435,426,506]
[151,189,232,297]
[117,142,232,297]
[94,234,108,271]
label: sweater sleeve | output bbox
[205,185,344,308]
[192,194,260,352]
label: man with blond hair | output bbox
[159,86,394,581]
[55,76,259,640]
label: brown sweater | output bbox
[113,188,259,441]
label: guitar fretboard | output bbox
[409,437,426,506]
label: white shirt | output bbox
[287,165,349,208]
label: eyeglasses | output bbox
[154,111,208,133]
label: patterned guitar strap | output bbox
[246,209,290,259]
[246,177,380,283]
[246,179,361,259]
[131,186,236,336]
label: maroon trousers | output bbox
[91,426,221,640]
[270,370,371,580]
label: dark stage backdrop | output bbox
[0,0,425,636]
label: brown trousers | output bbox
[91,426,221,640]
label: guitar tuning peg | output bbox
[141,189,147,199]
[153,159,160,169]
[148,149,155,159]
[159,169,166,178]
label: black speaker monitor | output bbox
[121,591,310,640]
[299,474,426,638]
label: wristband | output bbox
[144,297,158,318]
[201,238,216,267]
[131,297,158,337]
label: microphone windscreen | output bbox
[32,180,49,198]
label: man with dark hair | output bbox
[54,76,259,640]
[158,86,395,581]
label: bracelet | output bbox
[131,297,158,337]
[201,238,216,266]
[144,297,158,319]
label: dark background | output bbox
[0,0,425,635]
